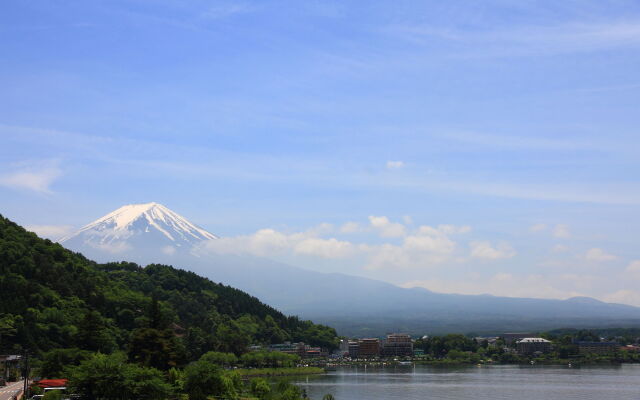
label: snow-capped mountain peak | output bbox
[60,203,217,261]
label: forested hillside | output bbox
[0,214,338,366]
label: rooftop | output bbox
[517,338,551,343]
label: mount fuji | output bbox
[58,203,640,336]
[60,202,218,264]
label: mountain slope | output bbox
[57,203,640,337]
[0,214,337,358]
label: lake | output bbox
[291,364,640,400]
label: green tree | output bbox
[183,361,224,400]
[250,378,271,399]
[40,348,92,378]
[66,352,172,400]
[128,328,183,370]
[74,311,116,353]
[199,351,238,367]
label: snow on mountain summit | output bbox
[60,202,217,251]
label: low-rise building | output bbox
[516,338,552,355]
[268,342,326,358]
[503,333,534,345]
[381,334,413,357]
[348,341,360,359]
[577,341,619,355]
[621,344,640,353]
[358,338,380,358]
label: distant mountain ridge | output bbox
[58,203,640,336]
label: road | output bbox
[0,381,25,400]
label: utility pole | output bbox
[22,351,29,399]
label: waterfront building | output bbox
[503,333,534,345]
[381,333,413,357]
[268,342,326,358]
[358,338,380,358]
[577,341,619,355]
[515,338,551,354]
[622,344,640,353]
[348,341,360,359]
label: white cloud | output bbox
[368,216,406,237]
[89,241,132,254]
[162,245,176,255]
[199,219,469,270]
[0,160,62,193]
[627,260,640,272]
[626,260,640,278]
[553,224,571,239]
[364,225,459,270]
[386,160,405,169]
[201,227,355,260]
[402,215,413,225]
[294,237,355,258]
[469,240,516,260]
[584,248,617,262]
[203,228,291,257]
[306,222,334,235]
[339,221,361,234]
[530,223,547,232]
[26,224,75,241]
[436,224,471,235]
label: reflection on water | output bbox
[291,364,640,400]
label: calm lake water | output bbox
[291,364,640,400]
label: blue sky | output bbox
[2,0,640,304]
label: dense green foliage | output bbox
[66,352,173,400]
[546,328,640,344]
[63,352,327,400]
[412,330,640,365]
[0,214,338,367]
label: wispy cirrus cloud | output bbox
[387,19,640,57]
[0,160,62,193]
[201,2,258,19]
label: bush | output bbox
[43,390,63,400]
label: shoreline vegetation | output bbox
[236,367,325,377]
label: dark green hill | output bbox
[0,214,337,364]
